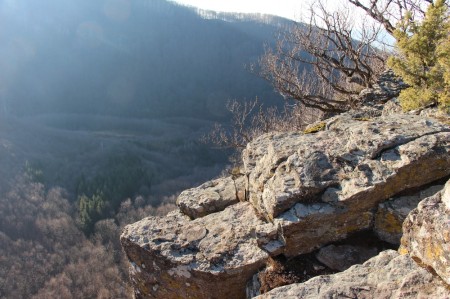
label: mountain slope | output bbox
[1,0,285,120]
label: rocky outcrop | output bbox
[246,113,450,256]
[121,203,268,298]
[400,180,450,285]
[256,250,450,299]
[244,113,449,221]
[121,113,450,298]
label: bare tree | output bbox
[203,98,318,150]
[258,1,387,114]
[347,0,434,34]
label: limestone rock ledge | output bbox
[120,203,268,299]
[121,113,450,298]
[249,114,450,256]
[243,113,450,222]
[256,250,449,299]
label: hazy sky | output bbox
[171,0,306,20]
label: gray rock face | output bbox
[400,180,450,285]
[256,250,449,299]
[244,114,450,221]
[121,112,450,298]
[381,98,403,116]
[176,176,244,219]
[315,244,378,271]
[245,114,450,256]
[256,201,375,257]
[374,184,443,244]
[120,203,268,299]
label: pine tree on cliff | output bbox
[388,0,450,112]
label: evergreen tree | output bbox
[388,0,449,112]
[436,13,450,111]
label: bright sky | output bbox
[171,0,307,21]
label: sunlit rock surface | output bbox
[255,250,449,299]
[400,180,450,285]
[247,114,450,256]
[243,113,450,221]
[176,176,244,219]
[121,113,450,298]
[121,203,267,299]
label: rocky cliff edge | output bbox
[121,111,450,298]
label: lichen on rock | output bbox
[400,180,450,285]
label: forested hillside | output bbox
[1,0,284,119]
[0,1,288,297]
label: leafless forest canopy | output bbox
[0,0,290,297]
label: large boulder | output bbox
[255,250,449,298]
[400,180,450,285]
[245,114,450,256]
[243,114,450,221]
[120,203,268,299]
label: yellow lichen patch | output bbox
[303,122,326,134]
[443,120,450,126]
[443,231,450,243]
[354,117,371,121]
[424,241,444,261]
[377,212,402,234]
[398,246,409,255]
[334,212,373,235]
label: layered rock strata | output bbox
[121,203,267,298]
[247,114,450,256]
[121,113,450,298]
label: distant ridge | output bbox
[193,8,293,26]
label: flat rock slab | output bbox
[400,179,450,285]
[176,176,244,219]
[243,114,450,221]
[256,202,375,257]
[256,250,450,298]
[120,202,268,299]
